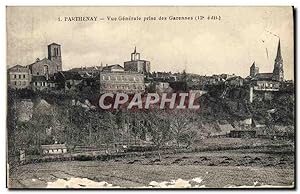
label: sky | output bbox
[6,6,294,79]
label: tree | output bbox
[168,110,196,147]
[140,110,173,160]
[178,129,198,149]
[99,111,120,151]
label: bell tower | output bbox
[131,46,140,61]
[250,61,259,77]
[48,43,62,71]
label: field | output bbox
[8,148,294,188]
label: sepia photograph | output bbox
[5,6,295,189]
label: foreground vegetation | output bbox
[9,148,294,188]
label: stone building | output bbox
[226,76,244,87]
[124,47,150,74]
[102,64,124,72]
[248,40,284,94]
[250,62,259,77]
[100,65,145,94]
[29,43,62,76]
[8,42,63,90]
[29,58,60,77]
[249,40,284,82]
[69,65,102,77]
[7,65,31,89]
[54,71,83,91]
[48,43,62,71]
[31,75,56,91]
[41,144,67,155]
[251,75,280,91]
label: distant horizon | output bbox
[7,41,294,80]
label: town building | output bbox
[124,47,151,74]
[100,65,145,94]
[29,43,62,76]
[151,71,179,82]
[102,64,124,72]
[69,65,102,77]
[8,42,63,90]
[7,65,31,89]
[31,75,56,91]
[54,71,83,91]
[250,62,259,77]
[41,144,67,155]
[225,76,244,87]
[155,81,172,93]
[248,40,284,93]
[249,40,284,82]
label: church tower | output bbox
[273,40,284,81]
[250,61,259,77]
[48,43,62,71]
[131,46,140,61]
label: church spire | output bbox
[273,39,284,82]
[275,39,282,61]
[133,46,136,53]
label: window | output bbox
[23,74,26,79]
[14,75,17,79]
[19,75,21,79]
[54,48,58,56]
[43,65,49,75]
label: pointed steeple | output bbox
[273,39,284,82]
[133,46,136,53]
[275,39,282,61]
[250,61,259,77]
